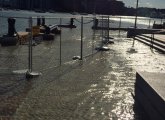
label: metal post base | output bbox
[102,38,114,44]
[72,56,81,60]
[95,46,110,51]
[26,71,41,79]
[127,47,137,53]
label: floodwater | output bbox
[0,10,164,120]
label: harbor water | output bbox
[0,10,164,120]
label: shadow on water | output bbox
[126,38,138,54]
[126,47,138,54]
[1,11,164,119]
[0,73,32,118]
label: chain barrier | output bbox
[2,14,162,75]
[74,18,94,24]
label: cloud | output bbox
[146,2,153,7]
[120,0,165,9]
[139,2,153,7]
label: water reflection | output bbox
[0,11,164,120]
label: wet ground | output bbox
[0,11,165,120]
[0,32,164,120]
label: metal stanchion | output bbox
[60,18,62,66]
[26,17,41,79]
[28,17,33,73]
[118,17,121,36]
[107,16,110,39]
[72,17,84,62]
[80,16,83,60]
[95,15,110,51]
[148,19,151,28]
[92,17,96,56]
[161,18,163,24]
[151,33,154,49]
[134,0,139,29]
[101,16,104,46]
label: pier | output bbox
[134,34,165,53]
[134,71,165,120]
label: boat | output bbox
[35,9,46,13]
[80,13,88,15]
[48,10,56,13]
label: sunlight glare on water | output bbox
[0,10,164,120]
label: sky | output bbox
[120,0,165,9]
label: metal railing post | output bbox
[92,17,96,56]
[151,33,154,48]
[28,17,33,72]
[80,16,83,60]
[60,18,62,65]
[148,19,151,28]
[108,16,110,39]
[26,17,41,78]
[101,16,104,46]
[118,17,121,36]
[134,0,139,29]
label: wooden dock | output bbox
[134,71,165,120]
[92,26,163,38]
[92,26,161,32]
[134,34,165,53]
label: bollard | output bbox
[45,26,51,34]
[70,18,74,26]
[0,18,18,46]
[8,18,16,37]
[93,17,98,28]
[42,17,45,26]
[37,17,41,26]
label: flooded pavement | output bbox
[0,11,164,120]
[8,36,163,120]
